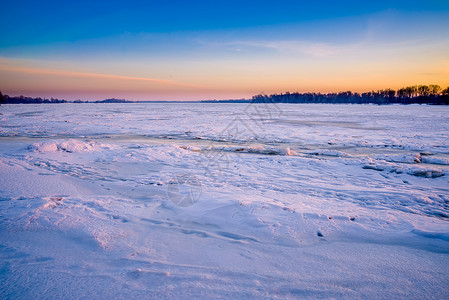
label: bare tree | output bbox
[429,84,441,95]
[418,85,430,96]
[442,87,449,95]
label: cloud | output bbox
[198,38,357,58]
[236,40,347,57]
[0,59,202,89]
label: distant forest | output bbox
[0,92,131,104]
[1,84,449,105]
[251,84,449,105]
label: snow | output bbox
[29,139,110,153]
[0,103,448,298]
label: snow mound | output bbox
[178,145,201,152]
[421,156,449,165]
[412,229,449,241]
[374,153,422,164]
[362,160,445,178]
[373,153,449,166]
[29,139,109,153]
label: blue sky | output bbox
[2,1,449,44]
[1,0,449,100]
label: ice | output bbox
[373,153,422,164]
[29,139,110,153]
[422,156,449,165]
[362,159,446,178]
[304,149,352,157]
[0,103,448,298]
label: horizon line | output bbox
[2,83,449,103]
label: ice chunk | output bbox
[29,139,109,153]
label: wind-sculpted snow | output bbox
[29,139,112,153]
[0,103,448,298]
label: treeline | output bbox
[2,84,449,105]
[252,85,449,105]
[94,98,132,103]
[0,92,132,104]
[0,93,68,104]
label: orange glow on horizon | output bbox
[1,56,449,101]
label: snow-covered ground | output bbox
[1,103,448,299]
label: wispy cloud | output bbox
[0,59,202,89]
[196,37,361,58]
[232,40,348,57]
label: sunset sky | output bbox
[1,0,449,101]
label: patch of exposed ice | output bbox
[304,149,352,157]
[179,144,297,156]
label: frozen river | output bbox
[1,103,448,298]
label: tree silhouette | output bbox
[429,84,442,95]
[250,84,449,105]
[418,85,430,96]
[442,87,449,95]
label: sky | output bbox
[1,0,449,101]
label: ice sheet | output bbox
[1,103,448,298]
